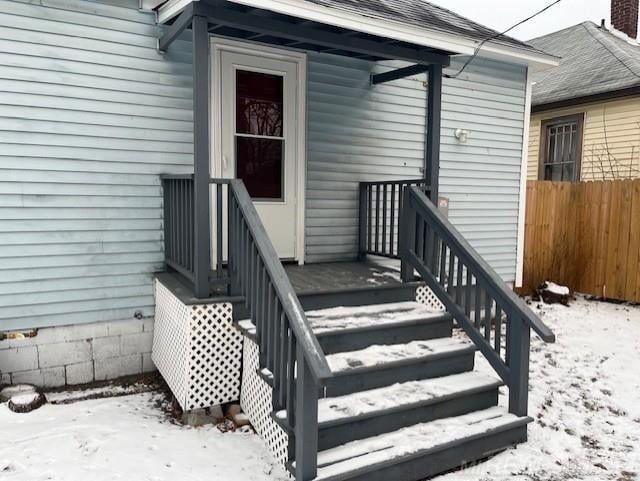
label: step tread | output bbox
[320,371,500,425]
[306,301,446,334]
[312,407,530,481]
[326,337,474,374]
[274,371,501,426]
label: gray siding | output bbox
[0,0,193,330]
[305,54,527,282]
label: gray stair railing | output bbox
[162,175,232,294]
[399,185,555,417]
[162,174,196,282]
[226,179,333,481]
[358,179,430,259]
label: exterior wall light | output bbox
[454,128,469,143]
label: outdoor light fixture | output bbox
[454,128,469,143]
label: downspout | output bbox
[515,67,533,288]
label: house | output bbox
[527,0,640,181]
[0,0,558,479]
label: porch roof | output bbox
[154,0,558,68]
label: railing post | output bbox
[508,316,530,417]
[192,15,211,299]
[358,183,368,261]
[400,187,416,282]
[295,346,318,481]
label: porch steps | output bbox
[238,300,530,481]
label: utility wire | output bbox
[445,0,564,79]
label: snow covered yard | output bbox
[441,296,640,481]
[0,390,289,480]
[0,296,638,481]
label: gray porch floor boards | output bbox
[284,258,402,294]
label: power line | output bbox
[445,0,564,79]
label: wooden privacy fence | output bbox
[522,179,640,303]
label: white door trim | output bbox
[210,37,307,265]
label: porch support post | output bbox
[192,14,211,299]
[426,64,443,202]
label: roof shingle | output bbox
[304,0,543,53]
[529,21,640,107]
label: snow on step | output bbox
[306,302,444,333]
[316,371,501,424]
[326,337,473,373]
[314,407,526,480]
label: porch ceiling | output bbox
[168,0,452,65]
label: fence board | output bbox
[522,179,640,303]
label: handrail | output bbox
[406,188,555,342]
[228,179,333,381]
[226,179,331,480]
[400,186,555,417]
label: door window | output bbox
[235,70,284,200]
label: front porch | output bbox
[151,2,555,480]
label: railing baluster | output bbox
[390,183,396,256]
[382,183,387,255]
[278,312,288,409]
[494,304,502,356]
[465,269,473,317]
[367,184,373,253]
[456,260,463,304]
[448,250,455,295]
[484,291,492,343]
[216,182,223,278]
[474,284,482,328]
[375,184,381,253]
[439,242,447,286]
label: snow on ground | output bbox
[0,392,289,481]
[0,296,638,481]
[440,295,640,481]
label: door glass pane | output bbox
[236,137,283,199]
[236,70,283,137]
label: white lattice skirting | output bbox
[153,280,243,411]
[241,336,290,468]
[416,285,446,311]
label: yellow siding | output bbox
[527,95,640,181]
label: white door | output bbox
[219,51,299,260]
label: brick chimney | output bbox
[611,0,639,38]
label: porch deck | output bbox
[157,257,419,310]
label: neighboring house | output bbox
[527,0,640,181]
[0,0,558,480]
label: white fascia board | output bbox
[226,0,559,68]
[158,0,197,23]
[140,0,165,11]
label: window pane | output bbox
[544,120,580,181]
[236,70,283,137]
[236,137,283,199]
[563,163,574,181]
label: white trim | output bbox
[225,0,559,69]
[210,37,307,264]
[515,68,533,288]
[157,0,197,23]
[140,0,165,11]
